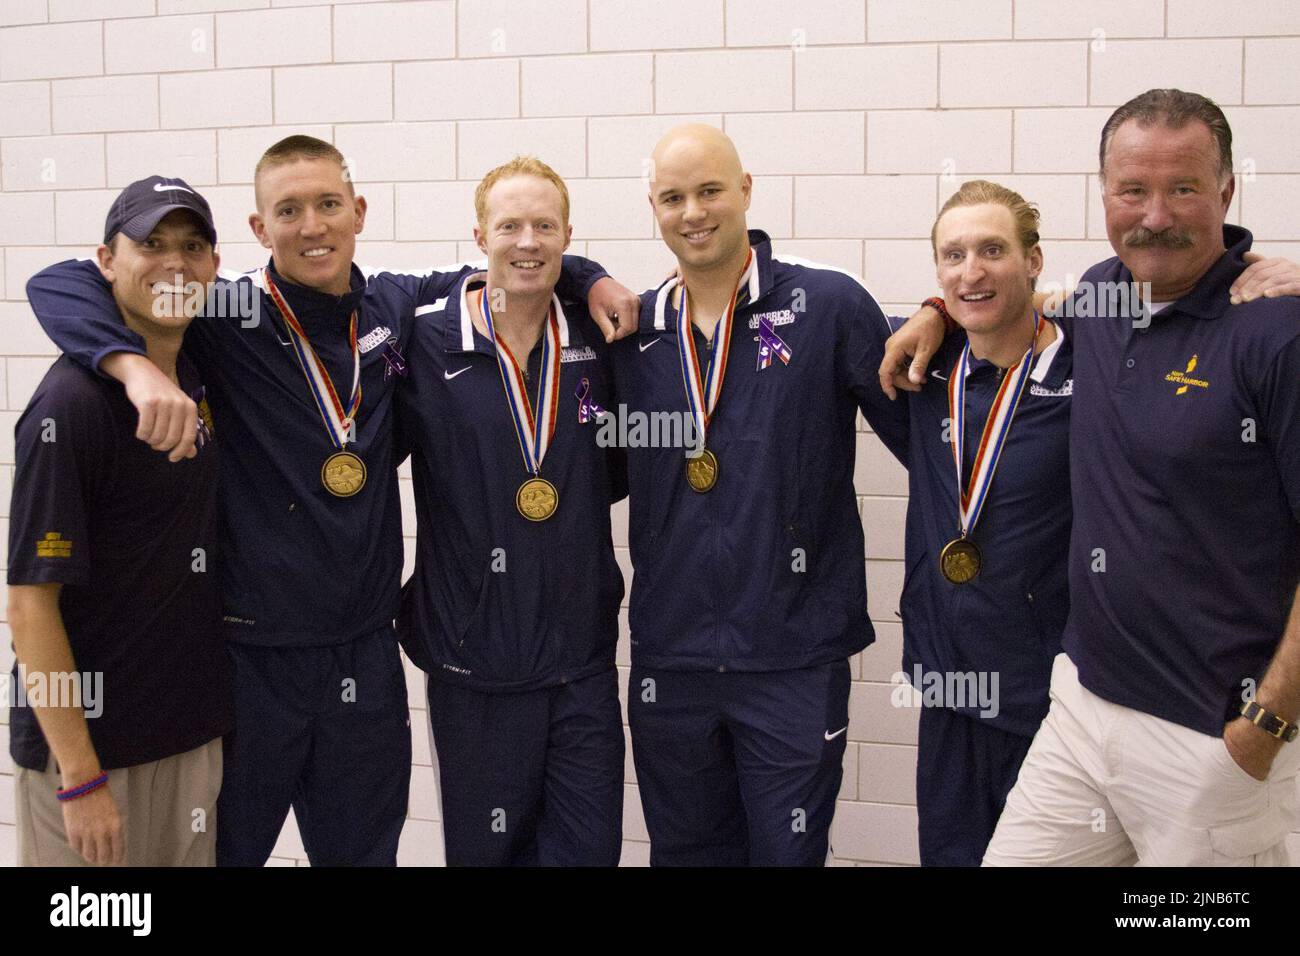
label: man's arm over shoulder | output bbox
[362,261,478,312]
[363,256,605,309]
[27,261,200,461]
[370,255,638,343]
[27,259,145,374]
[556,254,614,304]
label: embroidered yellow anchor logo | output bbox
[1165,354,1209,395]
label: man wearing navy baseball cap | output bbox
[102,175,219,249]
[8,176,231,865]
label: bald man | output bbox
[612,125,910,865]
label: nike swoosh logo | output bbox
[824,726,848,741]
[929,370,947,380]
[639,338,659,353]
[444,366,472,380]
[154,182,195,195]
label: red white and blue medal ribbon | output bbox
[676,249,754,446]
[263,268,361,449]
[481,286,561,477]
[948,312,1044,536]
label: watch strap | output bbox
[1240,700,1299,743]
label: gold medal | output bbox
[264,269,369,502]
[479,286,564,523]
[516,477,559,521]
[322,451,367,498]
[943,312,1043,585]
[939,536,982,585]
[676,251,753,494]
[685,447,719,493]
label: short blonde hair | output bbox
[931,179,1041,260]
[254,135,354,207]
[474,155,569,229]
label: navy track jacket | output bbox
[611,230,909,672]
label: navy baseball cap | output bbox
[103,175,217,246]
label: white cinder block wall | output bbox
[1,0,1298,868]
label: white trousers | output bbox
[984,653,1300,866]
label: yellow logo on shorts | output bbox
[36,532,72,558]
[1165,354,1209,395]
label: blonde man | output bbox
[892,180,1071,865]
[396,157,625,865]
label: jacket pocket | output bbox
[455,563,494,651]
[897,550,928,622]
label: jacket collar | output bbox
[647,228,773,333]
[441,271,573,355]
[951,318,1070,389]
[1029,322,1069,387]
[254,258,368,333]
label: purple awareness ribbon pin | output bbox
[575,378,607,424]
[382,339,407,380]
[756,317,792,371]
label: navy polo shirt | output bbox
[896,320,1073,737]
[1061,225,1300,736]
[395,274,624,692]
[8,354,232,771]
[26,256,608,648]
[611,230,910,672]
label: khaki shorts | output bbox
[15,737,222,867]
